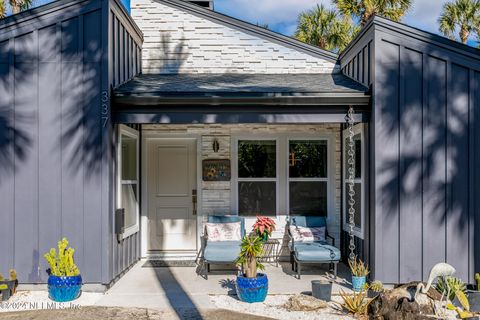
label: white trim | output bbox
[117,124,140,239]
[140,132,202,258]
[342,124,365,239]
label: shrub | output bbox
[349,257,369,277]
[369,280,384,293]
[339,289,370,316]
[436,276,466,301]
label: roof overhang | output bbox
[112,73,371,124]
[113,92,370,107]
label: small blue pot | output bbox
[352,275,366,292]
[48,275,82,302]
[236,273,268,303]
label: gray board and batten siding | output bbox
[340,16,480,284]
[0,0,142,286]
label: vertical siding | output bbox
[339,32,374,267]
[341,19,480,284]
[0,0,107,284]
[108,0,143,280]
[0,39,15,275]
[374,36,479,283]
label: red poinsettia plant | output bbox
[252,216,276,241]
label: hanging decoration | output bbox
[346,106,356,262]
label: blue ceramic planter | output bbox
[48,275,82,302]
[352,275,366,292]
[236,273,268,303]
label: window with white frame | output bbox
[237,140,277,216]
[288,140,329,216]
[117,125,139,238]
[342,124,364,238]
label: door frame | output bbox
[141,131,202,258]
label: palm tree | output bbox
[438,0,480,44]
[333,0,412,26]
[0,0,6,18]
[0,0,33,18]
[294,4,358,53]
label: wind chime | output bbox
[346,106,356,262]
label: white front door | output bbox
[146,138,197,252]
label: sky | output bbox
[25,0,480,46]
[215,0,478,46]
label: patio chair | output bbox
[287,216,340,279]
[202,215,245,279]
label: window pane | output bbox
[345,183,361,228]
[122,135,137,181]
[238,140,276,178]
[344,134,361,179]
[238,181,276,216]
[122,184,138,228]
[289,181,327,216]
[289,140,327,178]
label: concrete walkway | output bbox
[96,260,353,313]
[0,306,274,320]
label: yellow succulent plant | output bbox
[43,238,80,277]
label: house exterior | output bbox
[0,0,478,289]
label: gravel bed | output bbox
[210,294,355,320]
[0,291,103,313]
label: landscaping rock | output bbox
[284,294,328,311]
[369,282,446,320]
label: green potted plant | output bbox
[0,284,8,301]
[44,237,82,302]
[349,257,369,292]
[252,216,276,241]
[368,280,384,298]
[0,269,18,301]
[466,273,480,312]
[235,234,268,303]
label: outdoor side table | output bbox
[260,238,281,267]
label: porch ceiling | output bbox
[113,73,370,107]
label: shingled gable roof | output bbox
[156,0,339,64]
[340,15,480,62]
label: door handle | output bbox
[192,189,197,216]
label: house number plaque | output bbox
[202,159,231,181]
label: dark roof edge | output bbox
[113,93,371,107]
[0,0,92,29]
[340,15,480,61]
[109,0,144,41]
[158,0,339,64]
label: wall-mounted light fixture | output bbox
[212,138,220,153]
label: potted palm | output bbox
[44,237,82,302]
[252,216,276,241]
[235,234,268,303]
[349,256,369,292]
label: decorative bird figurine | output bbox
[415,262,456,300]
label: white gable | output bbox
[131,0,339,74]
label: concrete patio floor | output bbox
[97,259,354,311]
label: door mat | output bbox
[142,260,197,268]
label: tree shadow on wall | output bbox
[374,46,476,282]
[146,33,189,74]
[0,43,34,178]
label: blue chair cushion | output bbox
[207,215,245,237]
[294,242,341,262]
[204,241,241,262]
[288,216,326,228]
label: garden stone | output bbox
[284,294,328,311]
